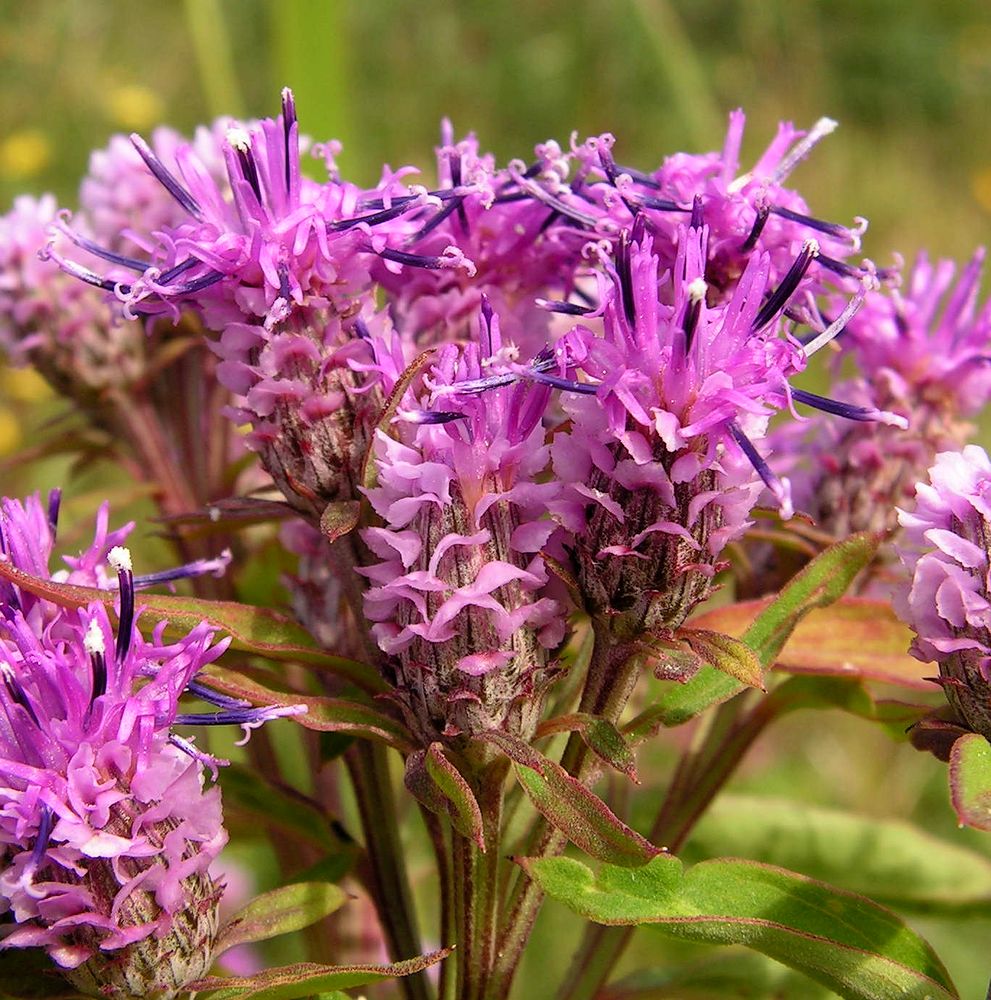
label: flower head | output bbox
[542,221,881,633]
[0,496,299,994]
[360,304,566,740]
[896,446,991,738]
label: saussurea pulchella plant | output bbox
[1,90,990,1000]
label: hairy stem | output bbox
[346,741,432,1000]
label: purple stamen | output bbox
[728,421,792,517]
[535,298,594,316]
[56,226,149,273]
[769,205,856,242]
[329,200,420,232]
[281,87,297,199]
[130,134,203,220]
[636,194,689,212]
[526,370,598,395]
[1,662,40,727]
[509,171,598,229]
[615,164,661,190]
[46,489,61,540]
[791,388,897,423]
[690,194,704,230]
[29,805,53,871]
[752,239,819,331]
[740,204,769,253]
[815,253,864,280]
[131,549,232,589]
[230,133,263,204]
[375,246,472,272]
[114,564,134,665]
[157,256,199,285]
[400,409,467,425]
[616,230,636,328]
[185,679,250,710]
[408,197,463,243]
[90,649,107,703]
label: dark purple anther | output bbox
[29,805,54,870]
[690,194,704,230]
[46,489,61,540]
[769,204,854,242]
[740,204,770,253]
[281,86,297,199]
[130,134,204,220]
[728,420,791,515]
[480,295,495,356]
[535,298,594,316]
[752,239,819,331]
[791,387,893,423]
[1,662,40,727]
[230,132,263,204]
[616,230,636,328]
[110,549,135,665]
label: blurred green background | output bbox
[2,2,991,997]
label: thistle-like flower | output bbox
[780,250,989,539]
[0,496,298,997]
[542,221,884,636]
[360,304,566,741]
[896,446,991,739]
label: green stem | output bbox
[457,758,506,1000]
[346,741,432,1000]
[557,693,780,1000]
[491,630,640,996]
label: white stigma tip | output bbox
[108,546,132,573]
[687,277,708,303]
[803,238,821,256]
[83,619,105,656]
[226,126,251,151]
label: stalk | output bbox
[346,741,432,1000]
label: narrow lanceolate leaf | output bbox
[405,744,486,849]
[214,883,348,956]
[535,713,640,782]
[200,665,414,753]
[189,950,451,1000]
[0,560,387,694]
[693,597,929,690]
[678,629,765,690]
[521,855,958,1000]
[650,531,881,727]
[949,733,991,831]
[510,752,660,866]
[685,794,991,918]
[361,349,435,492]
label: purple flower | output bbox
[51,90,467,333]
[896,446,991,737]
[0,496,301,991]
[359,304,566,740]
[539,221,881,632]
[578,112,872,299]
[216,302,412,521]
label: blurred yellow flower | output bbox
[0,407,21,455]
[972,167,991,215]
[0,366,51,403]
[0,129,51,180]
[106,84,165,130]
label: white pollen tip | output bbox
[687,277,708,303]
[83,619,105,656]
[226,126,251,151]
[803,238,821,256]
[108,546,132,573]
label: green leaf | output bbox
[678,629,765,690]
[214,883,348,956]
[685,794,991,917]
[536,713,640,782]
[607,953,835,999]
[649,532,880,727]
[200,666,414,752]
[405,744,486,849]
[219,764,354,858]
[190,950,450,1000]
[0,561,386,694]
[949,733,991,831]
[508,751,660,866]
[693,597,929,690]
[521,854,957,1000]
